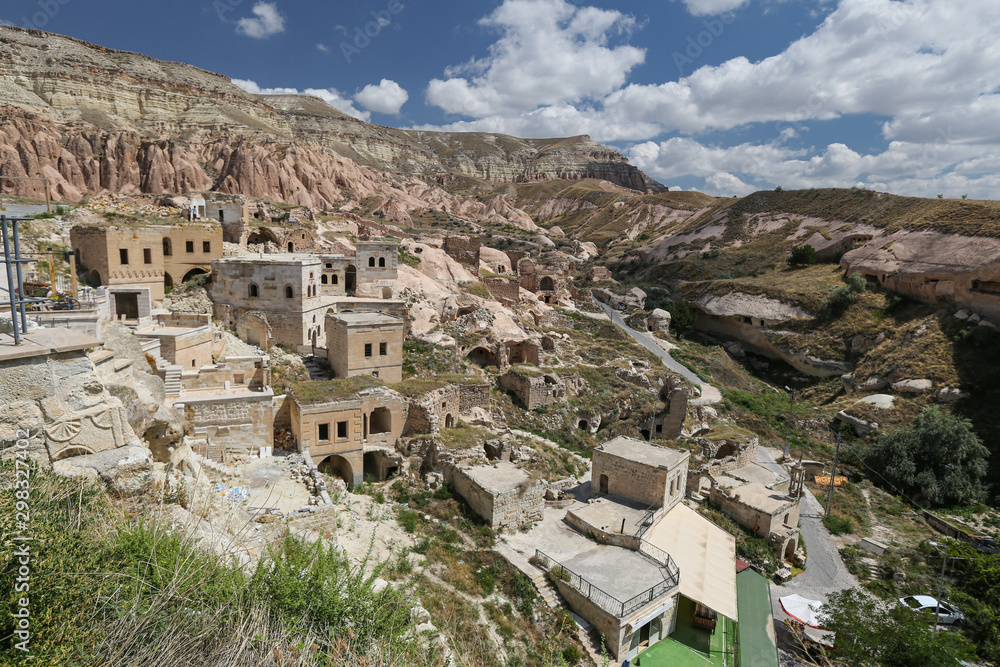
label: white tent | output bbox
[779,595,827,629]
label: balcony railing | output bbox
[535,548,679,618]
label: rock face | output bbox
[0,26,659,204]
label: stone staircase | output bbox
[163,364,183,398]
[302,355,328,380]
[530,569,616,666]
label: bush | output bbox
[824,514,855,535]
[397,508,419,533]
[562,644,583,664]
[822,285,857,318]
[789,244,817,267]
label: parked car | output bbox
[899,595,965,625]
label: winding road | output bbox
[597,301,721,405]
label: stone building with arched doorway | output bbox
[289,386,407,486]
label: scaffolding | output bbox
[1,216,40,345]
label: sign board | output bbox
[814,475,848,486]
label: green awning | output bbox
[736,569,780,667]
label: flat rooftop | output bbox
[726,483,795,514]
[328,312,402,327]
[596,436,688,469]
[0,328,102,362]
[135,325,211,337]
[569,496,651,535]
[562,546,671,606]
[462,461,533,493]
[174,387,274,404]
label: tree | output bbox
[667,300,696,338]
[788,244,817,267]
[864,406,990,506]
[819,588,975,666]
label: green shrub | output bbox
[822,285,857,318]
[824,514,855,535]
[562,644,583,664]
[397,508,419,533]
[432,485,453,501]
[789,244,817,266]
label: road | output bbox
[597,301,722,405]
[0,205,52,218]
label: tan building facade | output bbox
[592,436,690,510]
[290,388,407,485]
[71,223,222,302]
[325,312,404,383]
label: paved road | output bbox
[0,205,51,218]
[597,301,721,405]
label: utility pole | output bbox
[826,430,843,517]
[932,541,949,639]
[783,386,795,459]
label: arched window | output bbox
[322,275,328,284]
[332,275,339,285]
[162,238,172,257]
[249,284,259,298]
[368,257,376,267]
[285,286,294,299]
[378,257,386,267]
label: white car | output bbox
[899,595,965,626]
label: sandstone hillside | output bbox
[0,26,658,205]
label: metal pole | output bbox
[69,252,79,299]
[1,216,19,345]
[784,388,795,459]
[12,220,28,334]
[826,430,842,517]
[933,544,948,639]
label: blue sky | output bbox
[5,0,1000,199]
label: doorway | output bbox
[345,265,357,295]
[599,474,609,494]
[114,292,140,320]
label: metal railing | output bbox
[634,504,660,538]
[535,549,678,618]
[637,540,681,585]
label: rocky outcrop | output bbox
[0,25,660,203]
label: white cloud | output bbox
[232,78,371,121]
[425,0,644,117]
[675,0,750,16]
[316,43,330,53]
[236,2,286,39]
[355,79,409,115]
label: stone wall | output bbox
[458,384,491,416]
[659,380,689,440]
[181,356,270,392]
[181,391,274,462]
[444,236,481,274]
[0,346,141,465]
[451,464,543,531]
[592,447,689,510]
[499,369,566,410]
[483,276,520,303]
[709,486,800,545]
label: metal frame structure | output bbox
[1,216,40,345]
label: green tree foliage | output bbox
[643,286,672,312]
[821,272,868,318]
[667,300,696,338]
[864,406,990,506]
[820,588,975,666]
[948,543,1000,661]
[788,244,817,267]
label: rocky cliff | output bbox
[0,26,657,205]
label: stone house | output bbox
[325,312,405,383]
[290,387,408,486]
[71,223,222,302]
[592,436,690,511]
[176,388,274,463]
[404,382,492,435]
[450,461,544,531]
[709,483,801,560]
[499,367,569,410]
